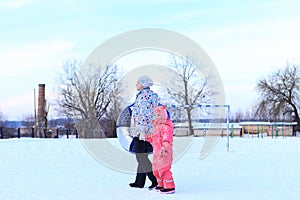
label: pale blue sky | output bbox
[1,0,300,119]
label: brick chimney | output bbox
[37,84,46,128]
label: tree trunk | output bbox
[186,107,194,136]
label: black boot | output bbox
[148,182,158,189]
[129,182,144,188]
[160,188,175,194]
[130,171,146,188]
[154,186,164,191]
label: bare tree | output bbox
[166,54,213,136]
[99,88,123,137]
[255,63,300,129]
[55,60,119,138]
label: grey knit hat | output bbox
[138,75,153,88]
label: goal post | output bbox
[166,103,231,152]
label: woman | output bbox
[129,75,158,189]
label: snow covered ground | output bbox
[0,136,300,200]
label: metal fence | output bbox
[0,127,78,139]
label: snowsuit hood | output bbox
[152,105,169,125]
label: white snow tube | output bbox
[116,105,153,154]
[116,106,133,153]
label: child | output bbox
[147,105,175,194]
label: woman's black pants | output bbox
[133,137,157,187]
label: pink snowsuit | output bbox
[147,105,175,189]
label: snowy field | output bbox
[0,136,300,200]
